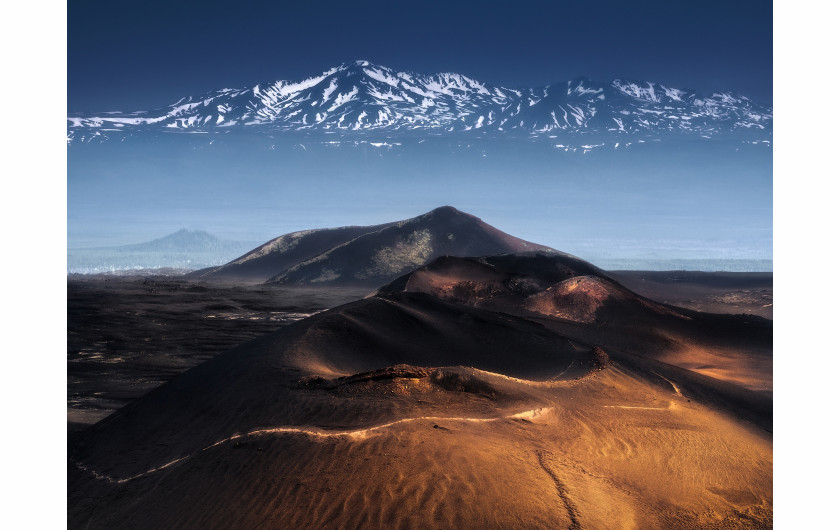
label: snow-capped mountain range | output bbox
[67,60,771,144]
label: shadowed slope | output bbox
[190,223,393,282]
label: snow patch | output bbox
[364,67,400,87]
[613,80,660,102]
[327,86,359,112]
[322,79,339,103]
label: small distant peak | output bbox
[338,59,373,69]
[422,205,481,222]
[169,228,212,237]
[430,205,462,215]
[332,60,371,73]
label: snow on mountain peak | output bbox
[611,79,661,102]
[66,62,772,144]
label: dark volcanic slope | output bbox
[67,276,372,432]
[71,294,600,466]
[69,252,773,529]
[193,206,557,285]
[190,223,393,282]
[380,253,773,393]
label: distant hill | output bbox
[68,230,260,274]
[119,229,231,252]
[192,206,558,285]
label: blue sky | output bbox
[68,0,772,112]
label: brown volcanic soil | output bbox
[70,367,771,529]
[68,254,772,529]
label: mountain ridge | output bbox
[68,60,772,144]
